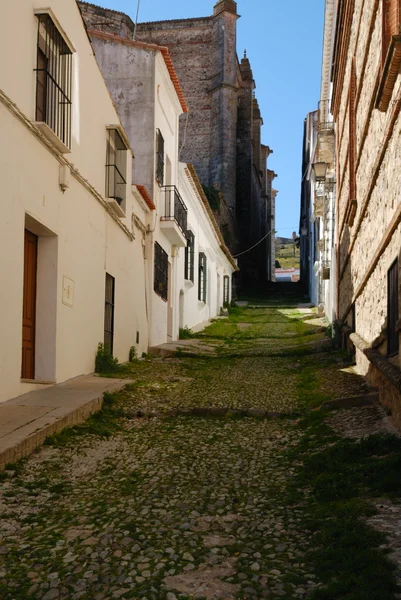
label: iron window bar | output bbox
[185,231,195,282]
[161,185,188,235]
[35,14,73,149]
[198,252,207,303]
[105,129,127,205]
[223,275,230,305]
[156,129,165,184]
[154,242,168,301]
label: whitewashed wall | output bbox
[0,0,149,403]
[176,163,236,333]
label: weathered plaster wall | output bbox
[89,35,156,196]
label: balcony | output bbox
[318,99,334,133]
[160,185,188,247]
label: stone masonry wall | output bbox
[335,0,401,382]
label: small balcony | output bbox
[318,99,334,133]
[160,185,188,247]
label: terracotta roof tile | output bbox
[135,185,156,210]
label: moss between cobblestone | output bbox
[1,296,400,599]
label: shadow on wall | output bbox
[338,224,355,330]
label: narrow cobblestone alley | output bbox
[2,287,401,600]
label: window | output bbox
[223,275,230,305]
[154,242,168,301]
[104,273,115,355]
[382,0,399,67]
[156,129,164,185]
[198,252,207,303]
[348,58,357,225]
[388,259,399,356]
[106,128,128,206]
[185,231,195,282]
[35,13,73,148]
[377,0,401,111]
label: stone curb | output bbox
[0,396,104,470]
[125,407,302,420]
[321,391,379,411]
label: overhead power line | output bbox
[233,227,299,259]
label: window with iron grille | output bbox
[106,128,128,206]
[388,259,399,356]
[198,252,207,303]
[104,273,115,355]
[154,242,168,301]
[156,129,164,185]
[35,14,73,148]
[185,231,195,282]
[223,275,230,305]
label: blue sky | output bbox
[92,0,325,238]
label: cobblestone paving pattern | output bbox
[0,298,399,599]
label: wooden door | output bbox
[21,230,38,379]
[104,273,115,355]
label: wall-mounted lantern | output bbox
[312,162,328,182]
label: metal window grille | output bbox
[223,275,230,305]
[198,252,207,303]
[154,242,168,301]
[104,273,115,355]
[106,129,127,205]
[185,231,195,282]
[388,259,399,356]
[156,129,164,184]
[162,185,188,235]
[35,14,73,148]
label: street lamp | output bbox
[312,162,328,182]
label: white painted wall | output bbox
[0,0,149,403]
[176,164,236,333]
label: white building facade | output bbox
[0,0,151,403]
[86,28,237,348]
[177,164,237,332]
[300,0,337,321]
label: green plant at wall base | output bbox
[95,343,119,374]
[129,346,138,362]
[179,326,193,339]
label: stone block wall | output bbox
[333,0,401,377]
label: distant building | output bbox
[299,0,336,319]
[79,0,276,285]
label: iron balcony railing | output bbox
[318,99,334,133]
[161,185,188,235]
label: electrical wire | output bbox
[233,227,299,258]
[133,0,141,40]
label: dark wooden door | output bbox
[104,273,115,355]
[21,230,38,379]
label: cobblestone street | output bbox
[1,291,401,600]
